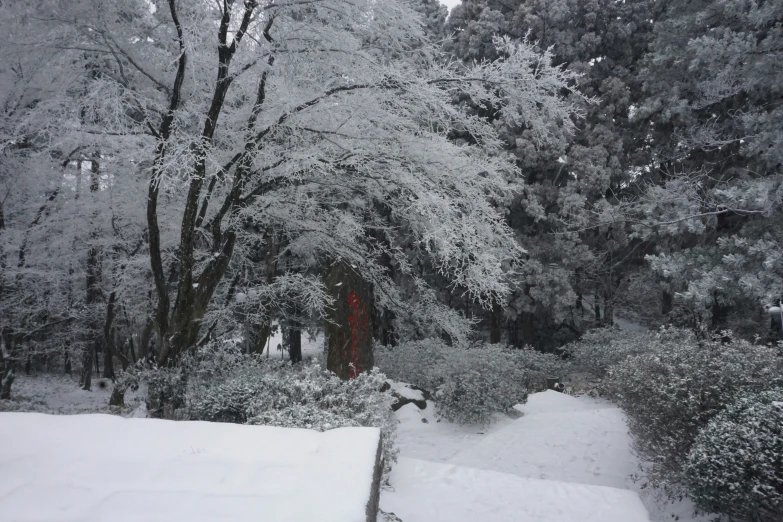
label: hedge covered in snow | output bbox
[143,342,398,471]
[603,330,783,493]
[376,339,562,425]
[565,326,692,379]
[685,389,783,522]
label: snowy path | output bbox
[381,391,652,522]
[450,392,636,489]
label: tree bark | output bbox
[0,332,14,400]
[662,289,673,316]
[520,311,535,347]
[80,342,93,391]
[83,158,102,391]
[289,324,302,364]
[489,299,503,344]
[102,291,116,380]
[324,260,373,380]
[603,291,614,326]
[250,230,279,354]
[148,1,261,367]
[139,317,153,362]
[64,340,72,375]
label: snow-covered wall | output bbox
[0,413,382,522]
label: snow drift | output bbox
[0,413,382,522]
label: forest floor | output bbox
[382,390,713,522]
[2,373,713,521]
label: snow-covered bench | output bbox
[0,413,382,522]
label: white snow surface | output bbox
[383,458,650,522]
[0,413,380,522]
[384,390,709,522]
[386,380,425,402]
[453,391,634,488]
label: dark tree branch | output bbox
[147,0,189,357]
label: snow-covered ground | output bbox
[2,375,711,522]
[0,413,380,522]
[383,458,649,522]
[383,390,710,522]
[0,373,145,415]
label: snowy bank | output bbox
[0,413,382,522]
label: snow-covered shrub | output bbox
[109,369,140,407]
[434,346,530,425]
[511,347,569,392]
[377,339,560,425]
[179,344,397,469]
[565,326,691,379]
[145,364,189,419]
[685,389,783,522]
[604,331,783,492]
[374,339,448,389]
[245,365,397,467]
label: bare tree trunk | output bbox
[102,291,116,380]
[662,289,673,316]
[489,300,503,344]
[0,331,15,400]
[80,342,93,391]
[64,340,72,375]
[519,285,536,347]
[603,291,614,326]
[324,260,373,380]
[139,317,153,361]
[520,312,535,348]
[289,323,302,364]
[83,159,102,391]
[251,230,279,354]
[128,335,137,364]
[148,1,260,367]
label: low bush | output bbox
[144,341,397,469]
[376,339,563,425]
[685,389,783,522]
[565,326,692,379]
[604,330,783,492]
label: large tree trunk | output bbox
[324,260,373,380]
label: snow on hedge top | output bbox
[0,413,380,522]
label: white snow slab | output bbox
[386,380,425,402]
[453,391,637,489]
[0,413,380,522]
[381,458,650,522]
